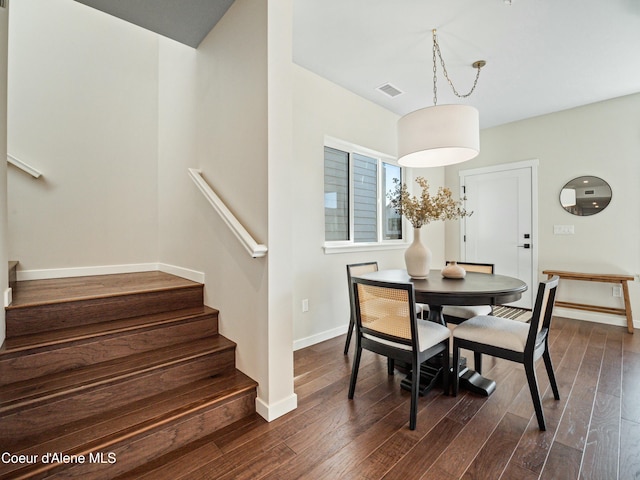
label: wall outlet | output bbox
[553,225,575,235]
[613,285,622,297]
[302,299,309,312]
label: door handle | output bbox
[517,243,531,249]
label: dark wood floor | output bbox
[155,316,639,479]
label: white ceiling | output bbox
[292,0,640,128]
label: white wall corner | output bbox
[157,263,205,284]
[255,393,298,422]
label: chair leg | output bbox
[441,343,450,396]
[543,349,560,400]
[452,341,460,397]
[409,360,419,430]
[474,352,482,374]
[348,346,362,399]
[524,361,546,431]
[387,357,395,375]
[344,315,355,354]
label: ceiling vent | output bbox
[376,83,403,98]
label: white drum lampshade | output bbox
[397,104,480,168]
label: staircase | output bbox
[0,271,257,479]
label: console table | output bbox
[542,270,635,334]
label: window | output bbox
[324,138,403,250]
[324,147,349,241]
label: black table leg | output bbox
[399,361,443,396]
[459,369,496,396]
[426,305,446,326]
[425,304,496,396]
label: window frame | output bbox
[323,136,407,254]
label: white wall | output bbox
[0,1,9,345]
[291,64,447,348]
[445,93,640,328]
[6,0,296,421]
[157,0,295,419]
[7,0,160,271]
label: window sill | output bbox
[323,242,408,255]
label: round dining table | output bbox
[356,269,527,325]
[354,268,528,396]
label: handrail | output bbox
[188,168,267,258]
[7,154,43,178]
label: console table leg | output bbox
[623,281,634,334]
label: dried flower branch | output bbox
[387,177,470,229]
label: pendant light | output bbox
[398,30,486,168]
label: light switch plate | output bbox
[553,225,574,235]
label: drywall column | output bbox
[0,1,9,345]
[258,0,296,420]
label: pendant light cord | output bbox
[432,29,485,106]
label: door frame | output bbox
[458,159,539,306]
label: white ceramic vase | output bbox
[442,261,466,279]
[405,227,432,279]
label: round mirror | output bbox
[560,176,612,216]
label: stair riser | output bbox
[0,315,219,386]
[2,391,256,480]
[6,286,204,337]
[1,272,258,480]
[0,349,236,444]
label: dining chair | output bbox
[452,275,560,430]
[442,261,495,325]
[345,262,425,360]
[344,262,379,355]
[349,276,450,430]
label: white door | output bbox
[460,161,538,309]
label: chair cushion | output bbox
[443,305,492,320]
[364,317,450,352]
[452,315,531,352]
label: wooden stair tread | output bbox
[0,335,236,412]
[8,271,200,309]
[112,427,234,480]
[0,371,257,479]
[1,270,258,478]
[0,306,218,356]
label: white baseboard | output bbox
[292,310,639,350]
[16,263,205,283]
[293,324,348,351]
[255,393,298,422]
[157,263,205,283]
[17,263,158,281]
[554,307,638,330]
[3,287,12,307]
